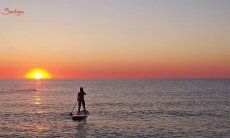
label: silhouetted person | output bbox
[77,87,86,114]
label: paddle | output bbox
[69,102,77,116]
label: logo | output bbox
[1,8,24,16]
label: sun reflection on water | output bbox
[34,80,42,105]
[34,95,41,105]
[35,124,44,132]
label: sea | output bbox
[0,79,229,137]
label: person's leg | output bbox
[77,101,81,114]
[82,100,86,114]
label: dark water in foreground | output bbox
[0,79,230,137]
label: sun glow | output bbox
[25,68,52,79]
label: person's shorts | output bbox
[78,99,85,107]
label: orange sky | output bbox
[0,0,230,78]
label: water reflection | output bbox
[34,124,48,137]
[35,124,44,132]
[34,95,41,105]
[33,80,46,136]
[34,80,42,105]
[75,120,88,137]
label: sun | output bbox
[25,68,52,79]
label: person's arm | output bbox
[77,93,80,101]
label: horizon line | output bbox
[0,77,230,80]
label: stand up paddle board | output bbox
[71,110,89,121]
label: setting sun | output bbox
[25,68,52,79]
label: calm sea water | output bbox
[0,79,229,137]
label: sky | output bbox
[0,0,230,78]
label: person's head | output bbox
[80,87,83,92]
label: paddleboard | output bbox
[71,110,89,121]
